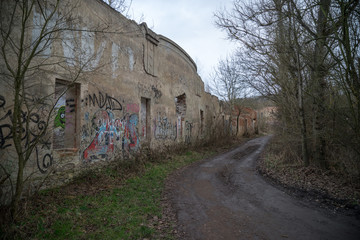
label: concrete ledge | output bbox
[158,35,197,73]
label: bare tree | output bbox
[214,0,308,147]
[325,0,360,157]
[210,55,250,103]
[288,0,359,167]
[214,0,360,170]
[102,0,132,16]
[210,54,252,135]
[0,0,128,219]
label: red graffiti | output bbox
[126,103,139,113]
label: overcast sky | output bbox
[128,0,238,86]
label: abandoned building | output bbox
[0,0,258,204]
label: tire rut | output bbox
[168,136,360,240]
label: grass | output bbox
[2,149,216,240]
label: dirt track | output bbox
[169,136,360,240]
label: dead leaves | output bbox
[258,155,360,211]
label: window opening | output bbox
[175,93,186,138]
[53,80,80,149]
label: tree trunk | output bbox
[10,159,24,219]
[312,0,331,169]
[298,68,309,166]
[10,71,26,219]
[291,0,310,166]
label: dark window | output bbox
[53,80,80,149]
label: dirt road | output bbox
[169,136,360,240]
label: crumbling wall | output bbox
[231,107,258,137]
[0,0,227,204]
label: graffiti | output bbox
[140,100,147,138]
[36,146,53,174]
[0,123,11,149]
[0,109,45,150]
[152,86,162,99]
[83,110,122,161]
[54,106,65,129]
[53,93,66,148]
[126,103,139,113]
[138,83,162,102]
[65,100,75,130]
[66,99,75,113]
[154,114,177,140]
[0,95,5,108]
[123,114,140,152]
[84,112,89,121]
[39,137,51,150]
[82,110,139,161]
[185,121,193,144]
[0,95,52,173]
[84,92,122,112]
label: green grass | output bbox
[8,150,213,240]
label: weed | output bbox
[1,145,219,239]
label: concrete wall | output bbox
[0,0,227,203]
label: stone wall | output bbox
[0,0,227,204]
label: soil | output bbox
[162,136,360,240]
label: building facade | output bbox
[0,0,230,203]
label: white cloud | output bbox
[129,0,238,85]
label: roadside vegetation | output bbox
[258,135,360,211]
[213,0,360,206]
[0,141,236,240]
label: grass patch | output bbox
[1,150,215,240]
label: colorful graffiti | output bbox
[83,110,122,161]
[54,106,65,128]
[53,92,67,149]
[123,114,140,151]
[154,113,177,140]
[140,100,147,138]
[126,103,139,113]
[82,110,139,161]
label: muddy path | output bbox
[168,136,360,240]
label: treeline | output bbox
[214,0,360,174]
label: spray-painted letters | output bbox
[84,92,122,112]
[82,110,139,162]
[0,95,53,173]
[154,113,177,140]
